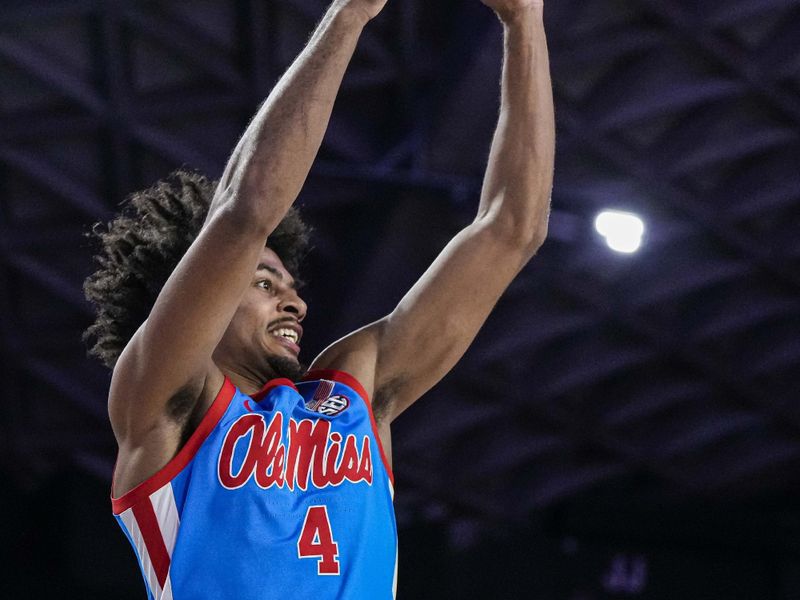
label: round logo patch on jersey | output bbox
[315,394,350,416]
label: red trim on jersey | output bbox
[111,376,236,514]
[302,369,394,486]
[250,377,298,403]
[132,498,171,588]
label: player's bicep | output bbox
[375,219,534,421]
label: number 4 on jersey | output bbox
[297,505,340,575]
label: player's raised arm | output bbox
[105,1,386,446]
[474,0,553,237]
[311,0,554,424]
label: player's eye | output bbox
[257,279,273,291]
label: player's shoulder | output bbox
[307,320,386,402]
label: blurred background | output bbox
[1,0,799,598]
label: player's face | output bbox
[216,247,308,381]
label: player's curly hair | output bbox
[83,169,311,369]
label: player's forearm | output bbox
[211,1,370,231]
[477,4,554,251]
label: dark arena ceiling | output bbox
[1,0,799,597]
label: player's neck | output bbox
[218,362,277,396]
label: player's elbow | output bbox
[478,186,551,252]
[526,214,549,256]
[482,208,549,260]
[207,186,281,239]
[515,198,551,259]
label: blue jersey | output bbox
[112,369,397,599]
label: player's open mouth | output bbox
[270,327,300,344]
[268,324,302,354]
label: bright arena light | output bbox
[594,210,645,253]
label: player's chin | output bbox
[273,344,300,363]
[266,353,307,382]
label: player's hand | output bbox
[480,0,542,23]
[341,0,388,21]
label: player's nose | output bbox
[278,291,307,323]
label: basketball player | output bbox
[83,0,553,597]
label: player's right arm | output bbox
[109,1,385,487]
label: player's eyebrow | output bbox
[256,263,298,289]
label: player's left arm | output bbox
[312,0,554,425]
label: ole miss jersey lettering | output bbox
[111,370,397,600]
[217,412,373,490]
